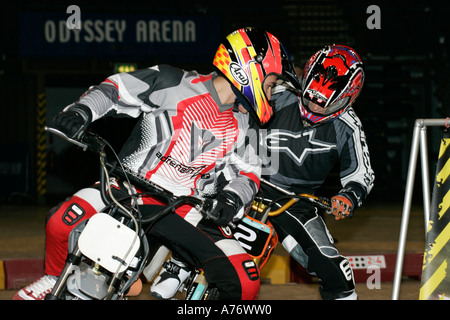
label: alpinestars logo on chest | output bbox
[265,130,335,165]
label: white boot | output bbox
[13,275,57,300]
[150,256,191,300]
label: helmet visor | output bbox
[301,93,350,116]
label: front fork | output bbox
[44,245,82,300]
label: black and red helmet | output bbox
[300,45,365,124]
[213,27,299,126]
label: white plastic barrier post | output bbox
[392,118,449,300]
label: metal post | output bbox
[419,125,431,231]
[392,117,449,300]
[392,121,421,300]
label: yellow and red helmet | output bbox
[213,27,298,126]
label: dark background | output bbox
[1,0,449,207]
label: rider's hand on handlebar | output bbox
[52,104,92,140]
[203,191,242,227]
[331,195,353,220]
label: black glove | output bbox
[52,104,92,140]
[203,191,243,227]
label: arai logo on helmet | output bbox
[229,62,249,86]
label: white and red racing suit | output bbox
[45,65,261,299]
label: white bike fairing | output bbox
[78,213,140,273]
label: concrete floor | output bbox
[0,200,426,300]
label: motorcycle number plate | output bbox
[78,213,140,273]
[233,216,275,258]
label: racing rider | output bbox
[260,44,375,300]
[13,27,298,300]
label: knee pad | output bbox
[228,254,260,300]
[44,191,102,276]
[214,240,260,300]
[46,193,101,238]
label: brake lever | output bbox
[45,126,89,151]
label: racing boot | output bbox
[12,275,57,300]
[150,256,191,300]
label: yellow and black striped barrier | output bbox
[420,131,450,300]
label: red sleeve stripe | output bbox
[239,171,260,188]
[104,78,118,89]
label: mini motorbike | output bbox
[43,127,332,300]
[44,127,205,300]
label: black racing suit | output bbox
[256,88,375,299]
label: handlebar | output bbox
[253,178,332,218]
[45,126,109,155]
[251,193,331,218]
[269,193,331,216]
